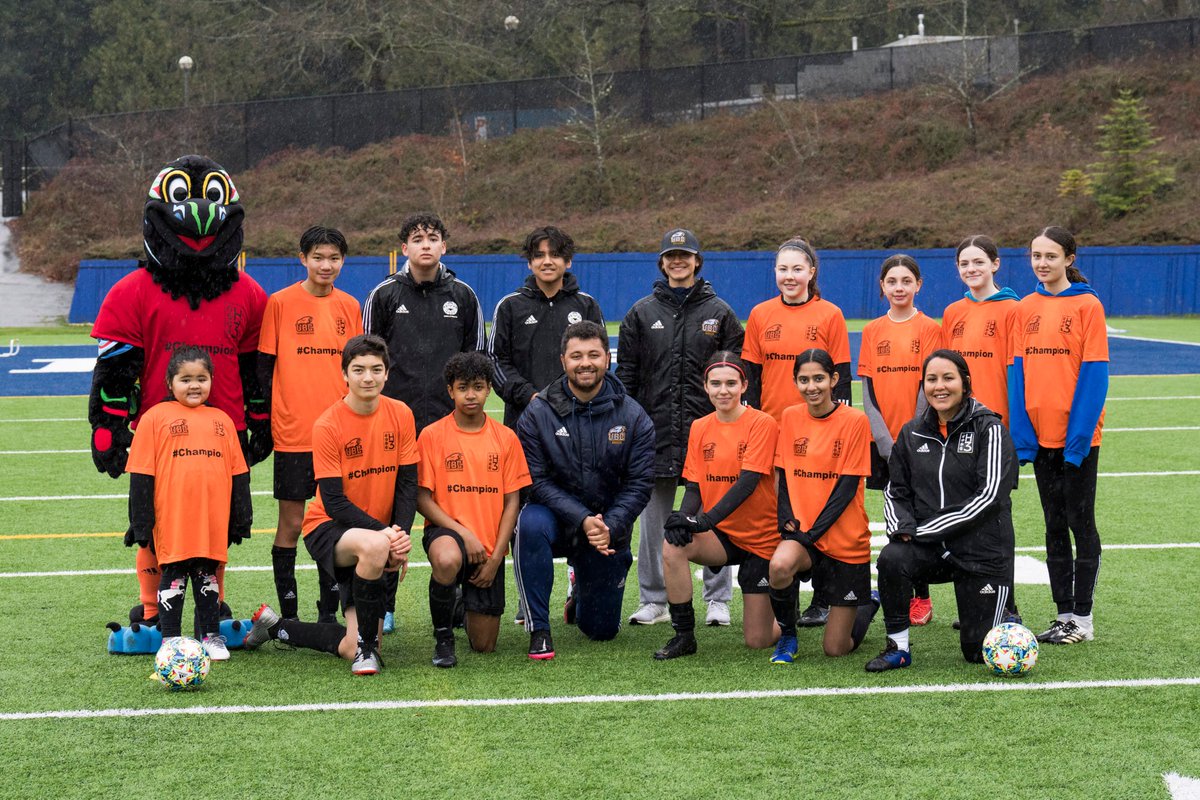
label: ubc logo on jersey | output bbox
[225,306,244,340]
[442,301,459,317]
[336,317,347,336]
[295,315,315,335]
[487,453,499,472]
[1060,315,1073,334]
[701,318,719,336]
[383,431,396,451]
[952,321,966,339]
[957,432,975,454]
[212,420,226,437]
[169,419,189,437]
[910,338,921,354]
[608,425,627,445]
[877,340,891,356]
[765,324,782,342]
[832,438,843,457]
[702,442,716,461]
[567,311,582,324]
[984,319,997,337]
[793,437,809,456]
[1026,315,1041,334]
[737,440,748,460]
[344,438,363,458]
[445,452,465,471]
[806,325,819,342]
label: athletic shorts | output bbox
[303,520,358,611]
[866,442,890,491]
[712,529,771,594]
[274,451,316,501]
[423,525,506,617]
[811,548,871,607]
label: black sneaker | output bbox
[797,601,830,627]
[865,638,912,673]
[528,629,555,660]
[1037,619,1069,643]
[432,635,457,668]
[653,633,698,661]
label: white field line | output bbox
[4,469,1198,503]
[4,542,1198,580]
[0,417,87,423]
[2,676,1198,722]
[1106,396,1200,401]
[0,449,90,455]
[1110,334,1200,347]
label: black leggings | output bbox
[1033,446,1102,616]
[157,557,221,638]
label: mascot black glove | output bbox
[89,349,142,478]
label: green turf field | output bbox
[1,336,1198,798]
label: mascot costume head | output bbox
[90,155,265,652]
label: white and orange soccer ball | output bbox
[154,636,211,691]
[982,622,1039,677]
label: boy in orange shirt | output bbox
[258,226,363,625]
[418,352,531,667]
[243,335,417,675]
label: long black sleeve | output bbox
[745,361,764,410]
[316,476,387,531]
[256,352,276,406]
[833,361,852,406]
[776,467,793,528]
[678,481,702,515]
[807,474,860,542]
[705,469,763,526]
[229,472,253,544]
[127,472,156,546]
[391,464,418,531]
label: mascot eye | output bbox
[162,171,192,203]
[202,173,231,205]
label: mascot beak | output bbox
[177,234,218,252]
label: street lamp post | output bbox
[178,55,194,107]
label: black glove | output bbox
[92,419,133,479]
[228,521,251,546]
[244,401,274,466]
[664,526,694,547]
[124,524,153,549]
[779,518,810,545]
[664,511,712,534]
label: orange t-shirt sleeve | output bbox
[502,429,532,493]
[311,414,344,479]
[827,308,851,364]
[742,412,778,474]
[843,411,872,477]
[259,295,280,356]
[396,404,419,466]
[857,323,875,377]
[125,417,158,475]
[416,428,436,490]
[742,310,762,364]
[1082,299,1110,362]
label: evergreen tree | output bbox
[1088,89,1174,217]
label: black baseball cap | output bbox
[659,228,700,256]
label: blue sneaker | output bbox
[769,634,799,664]
[865,638,912,672]
[383,611,395,635]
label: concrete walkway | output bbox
[0,219,74,327]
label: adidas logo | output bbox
[555,426,570,437]
[651,320,664,330]
[980,584,996,595]
[757,577,769,588]
[844,591,857,601]
[524,315,538,325]
[396,304,409,314]
[283,591,296,600]
[917,443,931,453]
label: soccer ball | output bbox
[154,637,211,691]
[981,622,1038,677]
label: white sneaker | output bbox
[705,600,731,626]
[202,634,230,661]
[628,602,669,625]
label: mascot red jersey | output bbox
[90,155,270,642]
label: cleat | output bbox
[769,634,799,664]
[351,645,382,675]
[1036,619,1069,643]
[628,603,670,625]
[1003,609,1023,626]
[563,568,577,624]
[797,601,829,627]
[528,629,555,660]
[202,634,230,661]
[909,597,933,626]
[865,638,912,672]
[1052,619,1093,645]
[383,611,396,635]
[513,601,526,626]
[705,600,731,627]
[653,633,697,660]
[432,635,457,668]
[241,603,280,651]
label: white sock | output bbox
[1071,613,1093,630]
[1057,612,1072,623]
[890,629,910,652]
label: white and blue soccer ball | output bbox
[154,636,211,691]
[982,622,1038,677]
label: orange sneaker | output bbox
[909,596,933,626]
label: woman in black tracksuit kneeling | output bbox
[866,349,1019,672]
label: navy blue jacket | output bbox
[515,372,655,552]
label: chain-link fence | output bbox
[5,16,1196,215]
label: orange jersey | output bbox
[682,408,780,560]
[858,311,943,440]
[125,402,248,564]
[941,296,1019,426]
[774,403,872,563]
[743,296,851,421]
[417,414,532,556]
[260,283,363,451]
[302,397,419,535]
[1012,291,1108,448]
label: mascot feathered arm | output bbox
[240,351,273,466]
[89,340,143,478]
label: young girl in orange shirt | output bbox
[125,346,252,662]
